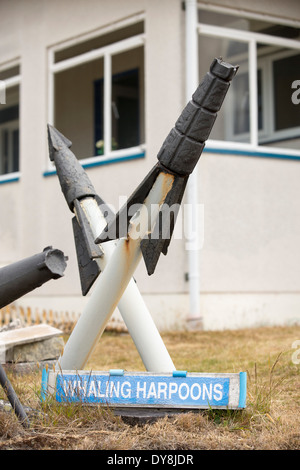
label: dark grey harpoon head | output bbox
[47,124,97,212]
[96,57,238,275]
[0,246,68,309]
[47,124,115,296]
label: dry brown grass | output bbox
[0,325,299,450]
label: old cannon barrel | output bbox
[0,246,68,309]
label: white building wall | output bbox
[0,0,299,331]
[198,152,300,329]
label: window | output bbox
[49,20,145,165]
[95,67,141,155]
[272,51,300,134]
[197,7,300,154]
[225,46,300,146]
[0,66,20,178]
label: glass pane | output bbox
[257,47,300,150]
[111,46,144,151]
[257,69,263,131]
[273,52,300,131]
[197,13,300,151]
[2,130,8,174]
[0,85,19,175]
[12,129,19,172]
[232,69,263,135]
[54,57,104,160]
[232,71,250,134]
[94,78,104,156]
[198,9,300,38]
[198,35,250,143]
[0,66,20,81]
[55,22,144,63]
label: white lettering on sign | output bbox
[136,380,147,398]
[213,383,223,401]
[157,381,168,399]
[61,377,225,403]
[121,381,131,399]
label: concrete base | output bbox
[0,324,64,364]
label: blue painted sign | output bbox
[54,372,235,408]
[42,370,246,409]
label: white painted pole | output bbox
[185,0,202,329]
[104,52,112,155]
[57,174,176,372]
[80,197,175,372]
[249,39,258,147]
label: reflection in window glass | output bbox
[55,58,104,160]
[94,46,144,156]
[111,47,144,151]
[0,85,19,175]
[198,9,300,150]
[198,35,251,143]
[232,72,250,135]
[198,8,300,38]
[273,53,300,131]
[198,30,300,148]
[232,69,262,135]
[54,44,144,160]
[112,69,140,151]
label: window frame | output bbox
[94,67,141,156]
[0,120,19,175]
[47,18,145,173]
[0,62,21,183]
[197,9,300,158]
[224,47,300,145]
[259,48,300,143]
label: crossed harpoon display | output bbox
[48,58,238,373]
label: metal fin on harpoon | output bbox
[47,124,97,211]
[72,199,103,295]
[140,174,188,275]
[72,216,101,296]
[95,164,161,244]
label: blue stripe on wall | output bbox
[42,145,300,178]
[43,151,146,177]
[203,147,300,161]
[0,176,20,184]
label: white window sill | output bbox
[204,140,300,160]
[43,146,146,177]
[0,172,20,184]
